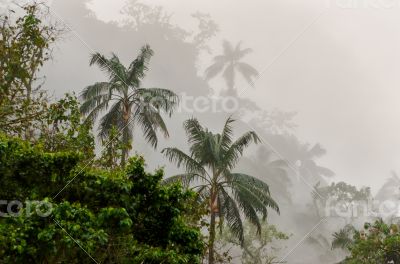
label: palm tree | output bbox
[293,143,334,183]
[162,117,279,264]
[80,45,179,166]
[205,40,259,96]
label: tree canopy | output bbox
[0,135,204,263]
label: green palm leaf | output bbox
[225,131,260,169]
[161,147,206,175]
[220,188,244,244]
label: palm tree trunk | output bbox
[120,103,131,167]
[208,172,218,264]
[120,125,129,167]
[208,210,216,264]
[121,127,129,167]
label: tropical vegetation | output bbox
[333,220,400,264]
[162,117,279,263]
[2,2,394,263]
[0,135,204,263]
[80,45,179,166]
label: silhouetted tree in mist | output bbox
[205,41,259,96]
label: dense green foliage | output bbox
[337,220,400,264]
[0,136,204,263]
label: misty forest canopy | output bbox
[1,2,400,264]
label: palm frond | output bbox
[89,53,126,83]
[220,188,244,244]
[224,131,260,169]
[236,47,253,60]
[161,147,207,176]
[98,100,125,139]
[229,173,270,193]
[80,82,111,101]
[108,54,128,87]
[80,92,109,115]
[162,173,200,187]
[135,107,159,148]
[127,44,154,86]
[145,108,169,138]
[230,173,279,210]
[80,94,110,122]
[136,88,179,116]
[89,52,110,69]
[205,59,225,80]
[219,116,234,151]
[132,87,179,147]
[230,181,267,217]
[236,62,259,86]
[230,183,263,235]
[183,118,206,149]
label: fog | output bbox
[42,0,400,191]
[14,0,400,262]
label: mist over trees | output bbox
[1,1,400,263]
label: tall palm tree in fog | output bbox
[80,45,179,166]
[294,143,334,183]
[205,40,259,96]
[162,117,279,264]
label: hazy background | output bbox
[41,0,400,193]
